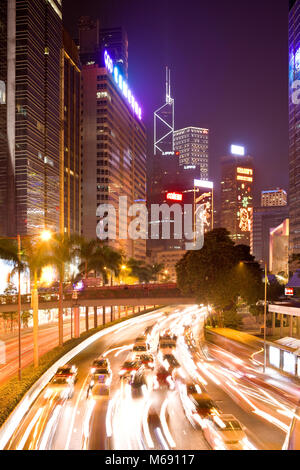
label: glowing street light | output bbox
[40,229,52,242]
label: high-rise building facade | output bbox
[261,189,288,207]
[80,38,146,258]
[220,153,254,245]
[60,29,81,235]
[174,127,209,183]
[250,206,289,268]
[289,0,300,256]
[0,0,63,237]
[0,0,11,236]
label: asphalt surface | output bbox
[4,305,296,450]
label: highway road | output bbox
[0,309,134,385]
[4,305,298,450]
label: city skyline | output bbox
[64,0,289,204]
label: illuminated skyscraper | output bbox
[60,29,81,235]
[80,39,146,258]
[261,189,287,207]
[174,127,209,182]
[0,0,63,236]
[289,0,300,256]
[220,148,254,245]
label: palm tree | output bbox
[44,234,80,346]
[0,239,19,264]
[21,238,51,366]
[77,238,98,280]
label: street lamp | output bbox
[240,260,268,373]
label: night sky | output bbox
[63,0,289,205]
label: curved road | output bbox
[4,305,297,450]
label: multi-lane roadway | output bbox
[3,305,298,450]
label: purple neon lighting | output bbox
[104,50,142,120]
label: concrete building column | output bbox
[85,306,89,331]
[289,315,293,337]
[74,306,80,338]
[103,306,106,325]
[94,306,98,329]
[272,312,276,336]
[110,306,114,322]
[118,306,121,319]
[297,317,300,338]
[280,314,284,338]
[125,306,128,317]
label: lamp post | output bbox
[240,259,268,373]
[263,262,267,373]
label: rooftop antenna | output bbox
[154,66,175,155]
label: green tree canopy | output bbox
[176,228,263,313]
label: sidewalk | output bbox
[205,327,300,406]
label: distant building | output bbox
[289,0,300,256]
[174,127,209,186]
[251,206,289,268]
[151,249,186,283]
[220,151,254,245]
[60,30,81,235]
[269,219,289,275]
[79,33,146,258]
[261,189,287,207]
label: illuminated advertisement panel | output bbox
[166,192,183,202]
[283,351,296,375]
[237,175,253,183]
[195,190,213,232]
[231,144,245,156]
[237,167,253,176]
[269,346,280,369]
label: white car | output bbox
[203,414,249,450]
[48,375,75,399]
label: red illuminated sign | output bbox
[285,288,294,296]
[166,192,183,202]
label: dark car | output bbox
[153,366,175,390]
[191,393,219,419]
[162,354,180,370]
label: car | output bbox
[153,365,175,391]
[158,340,176,355]
[161,354,180,371]
[135,335,147,343]
[48,375,75,399]
[181,392,219,427]
[90,367,112,386]
[138,353,155,369]
[132,342,150,357]
[90,357,110,373]
[119,360,142,377]
[88,383,110,400]
[203,414,248,450]
[55,364,78,382]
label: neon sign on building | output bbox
[166,192,183,202]
[237,167,253,176]
[237,175,253,183]
[104,50,142,120]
